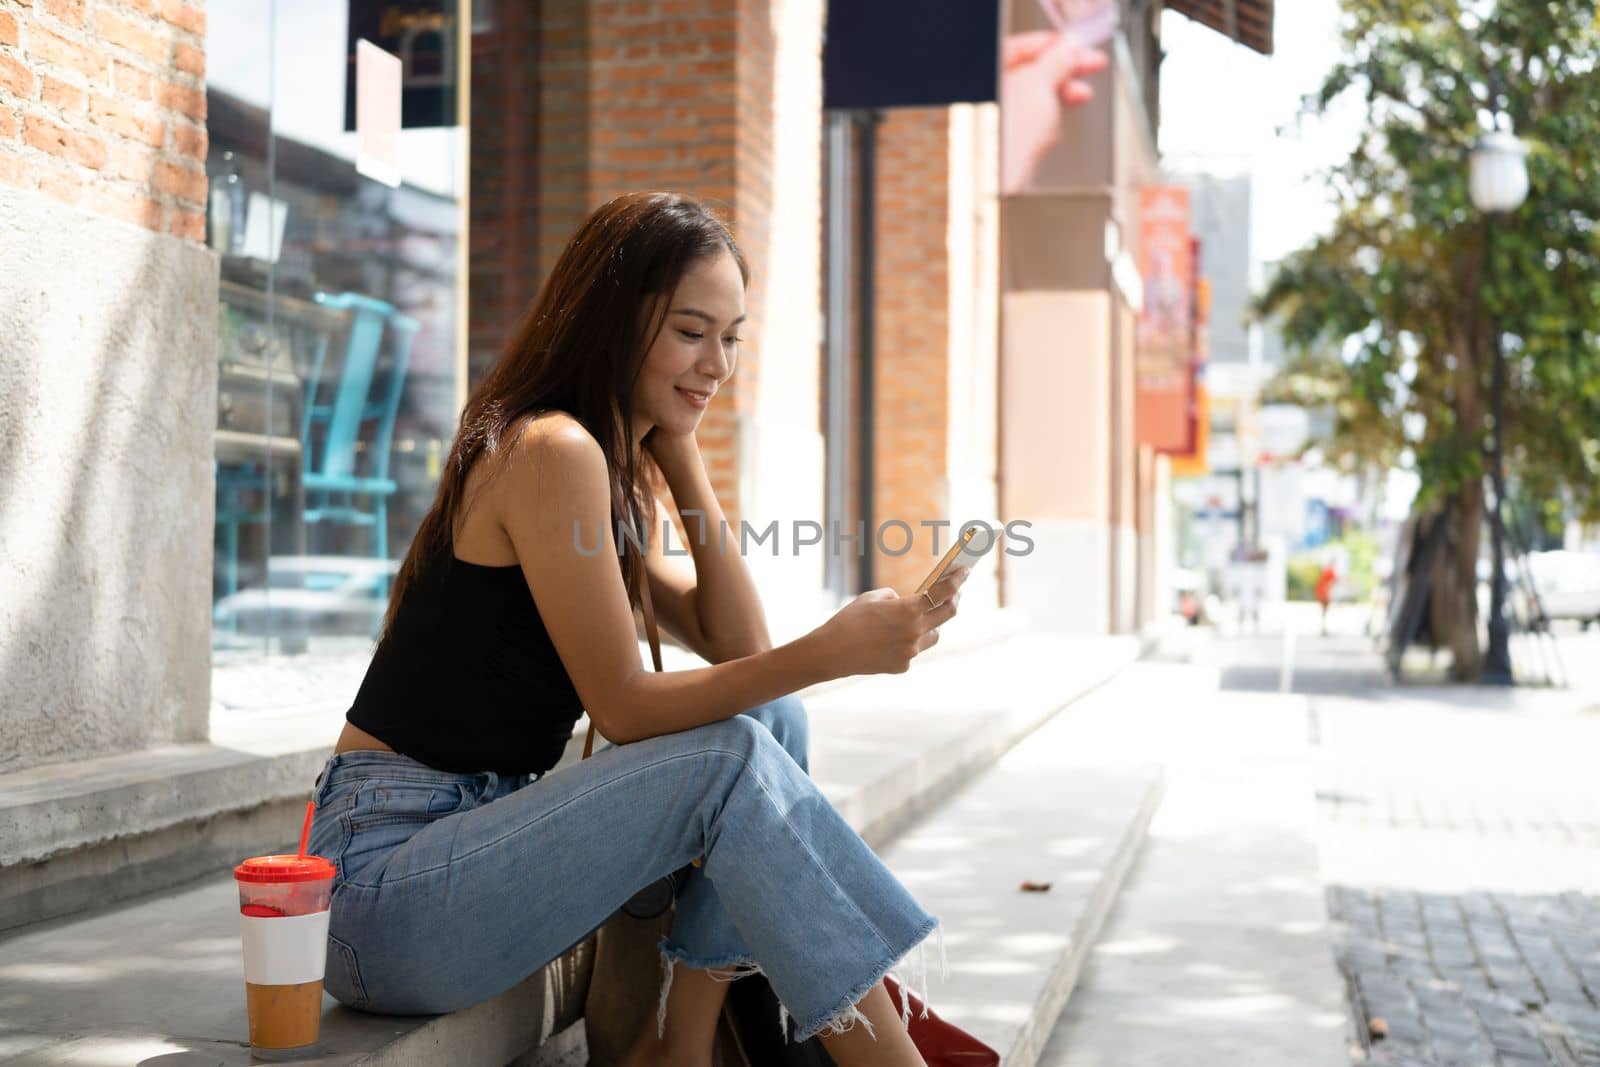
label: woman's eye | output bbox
[679,330,704,341]
[723,336,742,345]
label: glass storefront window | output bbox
[205,0,465,674]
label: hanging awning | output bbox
[1165,0,1275,55]
[823,0,999,110]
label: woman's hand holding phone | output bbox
[812,567,970,677]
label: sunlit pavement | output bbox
[1036,613,1351,1066]
[1064,603,1600,1066]
[1296,607,1600,1066]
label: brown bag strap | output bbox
[637,556,665,674]
[583,547,662,760]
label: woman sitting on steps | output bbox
[305,190,967,1067]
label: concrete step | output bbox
[873,711,1165,1066]
[0,625,1145,1066]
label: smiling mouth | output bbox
[677,387,713,401]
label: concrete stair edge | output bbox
[0,745,326,868]
[354,965,588,1067]
[1004,773,1165,1067]
[848,657,1134,852]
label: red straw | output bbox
[296,799,314,860]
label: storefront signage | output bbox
[1136,186,1198,454]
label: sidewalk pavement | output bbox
[1035,651,1352,1066]
[1303,615,1600,1067]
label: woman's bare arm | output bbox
[642,431,771,663]
[493,415,848,745]
[637,493,717,661]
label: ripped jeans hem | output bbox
[655,942,765,1041]
[654,919,947,1047]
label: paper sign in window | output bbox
[239,191,288,262]
[355,39,402,188]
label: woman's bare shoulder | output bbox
[492,410,608,501]
[483,412,598,473]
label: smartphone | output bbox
[914,525,1000,597]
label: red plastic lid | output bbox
[234,855,336,884]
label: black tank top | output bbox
[345,555,585,776]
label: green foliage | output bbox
[1255,0,1600,521]
[1286,555,1323,601]
[1340,527,1382,600]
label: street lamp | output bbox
[1468,121,1529,685]
[1471,130,1530,214]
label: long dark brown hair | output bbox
[381,191,749,639]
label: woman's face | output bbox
[632,249,745,444]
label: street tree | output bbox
[1256,0,1600,680]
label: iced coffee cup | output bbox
[234,853,336,1053]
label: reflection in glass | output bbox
[206,1,462,663]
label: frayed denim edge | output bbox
[655,920,948,1047]
[790,916,945,1045]
[656,939,763,1042]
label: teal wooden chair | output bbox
[301,292,420,564]
[215,466,271,600]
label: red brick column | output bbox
[0,0,208,242]
[535,0,778,527]
[873,107,952,595]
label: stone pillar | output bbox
[998,43,1156,633]
[0,0,217,773]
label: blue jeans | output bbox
[305,694,944,1045]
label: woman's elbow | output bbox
[585,708,637,746]
[582,671,646,745]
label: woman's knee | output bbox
[741,693,810,772]
[691,711,772,759]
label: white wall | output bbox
[945,102,1002,614]
[744,0,830,637]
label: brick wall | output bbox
[535,0,779,527]
[873,107,952,595]
[0,0,208,242]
